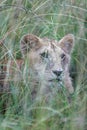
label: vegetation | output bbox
[0,0,87,129]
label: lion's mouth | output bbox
[48,77,62,82]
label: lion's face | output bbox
[20,34,74,87]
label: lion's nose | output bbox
[52,70,62,77]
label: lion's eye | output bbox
[40,52,48,58]
[61,53,66,60]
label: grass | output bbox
[0,0,87,130]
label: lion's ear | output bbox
[58,34,74,54]
[20,34,42,56]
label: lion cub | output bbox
[20,34,74,96]
[1,34,74,99]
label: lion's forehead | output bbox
[37,42,64,57]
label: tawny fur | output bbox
[0,34,75,99]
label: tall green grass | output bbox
[0,0,87,129]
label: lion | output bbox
[0,34,75,100]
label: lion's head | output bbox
[20,34,74,94]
